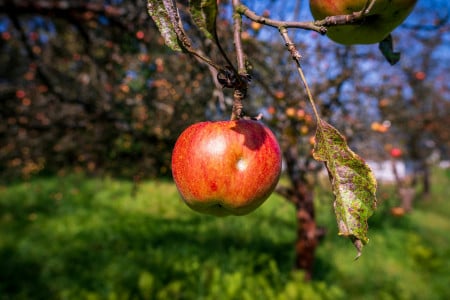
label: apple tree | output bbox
[144,0,427,279]
[318,2,450,213]
[0,0,215,180]
[373,19,449,208]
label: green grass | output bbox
[0,169,449,300]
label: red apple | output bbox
[390,147,403,158]
[171,120,282,216]
[309,0,417,45]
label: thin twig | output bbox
[232,1,246,75]
[236,4,326,33]
[278,28,321,127]
[313,0,376,27]
[236,0,379,34]
[230,0,249,120]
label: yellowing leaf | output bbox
[147,0,182,51]
[147,0,219,69]
[189,0,218,40]
[313,119,377,258]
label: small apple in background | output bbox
[250,21,262,32]
[296,109,306,120]
[371,121,389,133]
[300,125,309,135]
[415,71,426,81]
[390,147,403,158]
[285,107,296,118]
[171,120,282,216]
[378,98,390,108]
[390,206,405,217]
[309,0,417,45]
[267,106,276,115]
[274,90,285,100]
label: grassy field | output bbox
[0,168,449,300]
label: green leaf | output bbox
[147,0,218,69]
[147,0,182,51]
[379,34,401,65]
[312,119,377,258]
[189,0,218,40]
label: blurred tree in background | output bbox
[205,0,450,276]
[1,0,448,182]
[0,0,216,180]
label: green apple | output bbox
[309,0,417,45]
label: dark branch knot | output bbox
[217,66,251,89]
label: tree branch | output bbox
[236,0,379,34]
[230,0,250,120]
[1,0,130,31]
[235,4,326,33]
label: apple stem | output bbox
[231,89,245,120]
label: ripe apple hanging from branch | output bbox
[171,120,282,216]
[309,0,417,45]
[149,0,377,257]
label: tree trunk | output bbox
[399,187,415,212]
[421,161,431,198]
[279,145,325,281]
[293,183,318,281]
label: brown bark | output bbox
[278,146,325,281]
[293,185,317,281]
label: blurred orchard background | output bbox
[0,0,449,299]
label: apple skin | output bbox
[171,120,282,217]
[309,0,417,45]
